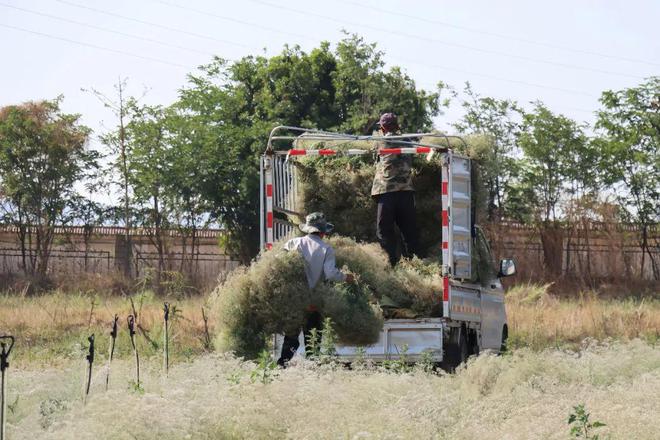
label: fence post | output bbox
[0,335,15,440]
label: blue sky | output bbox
[1,0,658,137]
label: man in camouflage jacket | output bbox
[371,112,419,266]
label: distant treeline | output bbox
[0,34,657,288]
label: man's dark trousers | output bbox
[376,190,419,266]
[278,311,322,366]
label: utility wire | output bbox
[0,3,214,57]
[49,0,619,99]
[54,0,253,49]
[247,0,645,80]
[149,0,315,42]
[395,55,598,98]
[0,23,190,69]
[3,1,601,109]
[336,0,660,68]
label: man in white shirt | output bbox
[277,212,354,366]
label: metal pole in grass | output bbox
[127,315,140,387]
[163,303,170,376]
[105,315,119,391]
[84,335,95,404]
[1,335,15,440]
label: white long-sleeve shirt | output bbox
[284,234,346,289]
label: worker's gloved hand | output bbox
[345,273,355,284]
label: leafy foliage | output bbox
[517,103,594,222]
[568,404,606,439]
[175,34,443,262]
[454,82,523,221]
[595,77,660,278]
[0,98,96,278]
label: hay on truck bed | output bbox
[211,237,445,359]
[290,133,490,259]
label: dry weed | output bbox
[507,283,660,350]
[3,340,659,439]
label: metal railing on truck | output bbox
[259,126,472,318]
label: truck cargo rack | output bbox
[260,126,472,320]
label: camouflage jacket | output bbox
[371,132,414,196]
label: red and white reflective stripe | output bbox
[265,164,274,250]
[287,147,433,157]
[443,276,450,317]
[441,153,450,317]
[379,147,431,155]
[287,149,338,156]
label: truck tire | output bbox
[441,327,468,372]
[500,325,509,353]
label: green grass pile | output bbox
[211,243,384,359]
[211,237,446,358]
[328,237,441,316]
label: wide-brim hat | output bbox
[299,212,335,234]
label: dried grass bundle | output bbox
[212,237,447,358]
[211,243,385,358]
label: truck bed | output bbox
[273,318,445,362]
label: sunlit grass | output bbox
[506,283,660,350]
[0,291,212,367]
[3,340,659,439]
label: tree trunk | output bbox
[539,221,564,278]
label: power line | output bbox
[54,0,254,50]
[417,81,597,115]
[4,2,602,111]
[0,23,190,69]
[336,0,660,68]
[149,0,315,42]
[247,0,646,80]
[395,55,599,98]
[145,0,607,101]
[0,3,213,57]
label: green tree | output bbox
[518,103,593,222]
[124,103,172,285]
[517,103,594,276]
[86,78,136,278]
[454,82,523,221]
[176,35,443,262]
[0,98,95,278]
[595,77,660,279]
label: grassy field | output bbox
[1,285,657,366]
[3,341,659,439]
[0,286,658,439]
[505,283,660,350]
[0,291,212,367]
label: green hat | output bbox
[300,212,334,234]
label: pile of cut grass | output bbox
[211,237,446,358]
[291,134,491,257]
[210,244,384,359]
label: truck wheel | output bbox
[441,327,469,372]
[500,325,509,353]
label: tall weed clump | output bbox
[506,283,660,350]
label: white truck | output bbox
[260,126,516,369]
